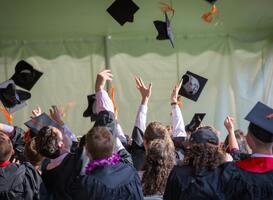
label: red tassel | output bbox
[202,5,218,23]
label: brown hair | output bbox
[142,139,176,196]
[24,138,43,167]
[183,127,224,172]
[0,131,13,162]
[86,127,114,160]
[144,122,168,144]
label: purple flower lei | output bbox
[85,153,121,174]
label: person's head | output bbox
[144,122,170,150]
[24,137,43,168]
[246,123,273,154]
[85,126,114,160]
[0,131,13,163]
[36,126,65,159]
[183,126,224,172]
[142,139,176,196]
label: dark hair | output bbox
[0,131,13,162]
[24,138,43,167]
[183,127,224,172]
[36,126,61,159]
[86,127,114,160]
[224,129,251,154]
[142,139,176,196]
[144,122,168,144]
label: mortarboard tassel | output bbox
[108,85,118,119]
[160,2,175,14]
[0,101,13,125]
[202,4,218,23]
[60,101,76,118]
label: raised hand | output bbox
[95,69,113,92]
[135,77,152,105]
[171,80,182,104]
[224,116,235,133]
[32,107,42,117]
[49,105,64,125]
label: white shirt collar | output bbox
[251,153,273,158]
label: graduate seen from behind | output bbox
[73,126,144,200]
[164,126,225,200]
[220,102,273,199]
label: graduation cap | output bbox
[10,60,43,91]
[0,80,30,113]
[190,128,219,145]
[178,71,208,102]
[24,113,62,135]
[205,0,217,4]
[185,113,206,132]
[245,102,273,143]
[153,12,174,48]
[107,0,139,26]
[83,94,98,121]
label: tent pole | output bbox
[104,35,111,90]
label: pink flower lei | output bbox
[85,153,121,174]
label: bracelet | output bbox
[171,102,177,106]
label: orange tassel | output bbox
[0,101,13,126]
[160,2,175,14]
[108,85,118,119]
[60,101,76,118]
[202,4,218,23]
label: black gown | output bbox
[0,162,46,200]
[73,162,144,200]
[219,157,273,200]
[163,165,223,200]
[41,147,83,200]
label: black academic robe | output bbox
[10,126,25,162]
[41,147,83,200]
[220,157,273,200]
[163,165,223,200]
[73,162,144,200]
[0,162,46,200]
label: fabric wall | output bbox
[0,35,272,139]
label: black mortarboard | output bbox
[190,128,219,145]
[178,71,208,102]
[185,113,206,132]
[107,0,139,26]
[205,0,218,5]
[0,80,30,113]
[153,12,174,48]
[10,60,43,91]
[83,94,97,121]
[245,102,273,143]
[24,113,62,135]
[93,110,118,137]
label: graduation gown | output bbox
[163,165,223,200]
[41,147,83,200]
[73,162,144,200]
[0,162,46,200]
[220,157,273,200]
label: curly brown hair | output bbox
[183,142,225,172]
[142,139,176,196]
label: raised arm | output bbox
[134,77,152,132]
[171,80,186,137]
[224,116,239,151]
[95,70,114,113]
